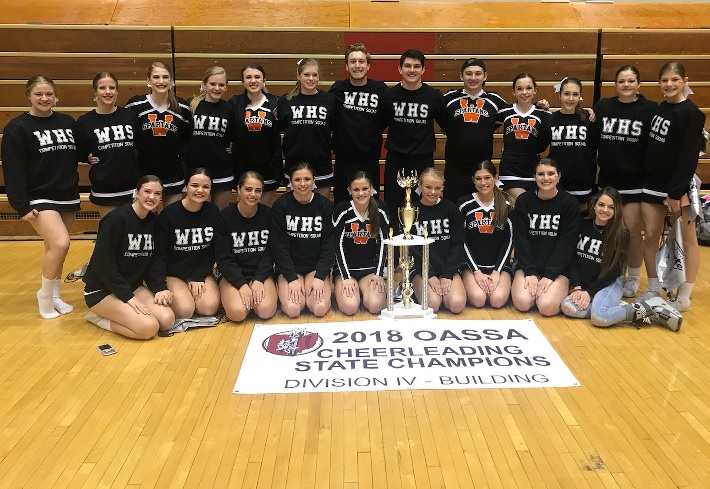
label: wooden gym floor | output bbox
[3,1,710,488]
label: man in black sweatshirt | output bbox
[381,49,445,222]
[330,43,388,204]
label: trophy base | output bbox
[379,303,437,320]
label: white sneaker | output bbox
[669,298,690,312]
[637,289,661,302]
[643,296,683,332]
[622,277,640,298]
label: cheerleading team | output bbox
[187,66,236,210]
[230,63,282,207]
[496,73,551,199]
[270,162,335,317]
[591,65,658,298]
[126,62,192,206]
[458,160,514,309]
[511,158,579,316]
[641,61,706,311]
[1,76,79,319]
[411,168,467,314]
[547,77,597,208]
[277,59,336,198]
[146,168,222,319]
[332,171,389,315]
[74,72,141,217]
[216,171,277,322]
[560,187,682,330]
[83,176,175,338]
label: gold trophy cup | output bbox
[397,169,419,239]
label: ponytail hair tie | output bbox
[553,77,568,93]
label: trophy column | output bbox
[379,234,436,320]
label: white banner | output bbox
[233,319,579,394]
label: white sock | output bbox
[38,276,59,319]
[86,312,112,331]
[52,279,73,314]
[647,277,661,292]
[627,267,641,280]
[677,282,694,302]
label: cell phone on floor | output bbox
[97,343,117,356]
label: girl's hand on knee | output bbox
[524,275,538,297]
[239,284,253,309]
[155,290,173,306]
[251,280,265,304]
[309,278,326,303]
[536,277,553,298]
[341,278,358,298]
[428,276,442,295]
[288,280,304,304]
[440,278,452,295]
[128,297,152,315]
[188,281,206,301]
[369,276,385,293]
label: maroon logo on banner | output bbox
[263,328,323,356]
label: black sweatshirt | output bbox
[83,204,156,302]
[269,191,334,282]
[332,199,390,279]
[511,189,580,279]
[1,112,79,217]
[187,98,236,179]
[410,198,465,279]
[457,193,513,273]
[125,95,192,179]
[547,111,596,196]
[380,83,446,156]
[215,202,273,289]
[568,218,621,298]
[443,89,506,167]
[74,107,141,198]
[329,78,388,161]
[591,96,657,178]
[146,200,221,292]
[643,99,706,199]
[230,92,282,176]
[277,91,335,170]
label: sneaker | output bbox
[669,298,690,312]
[393,282,403,302]
[630,301,655,325]
[637,289,661,302]
[643,296,683,332]
[622,277,640,298]
[65,263,88,282]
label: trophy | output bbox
[397,169,419,239]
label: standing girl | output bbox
[187,66,236,210]
[548,77,596,207]
[458,160,514,309]
[332,171,390,315]
[230,63,282,206]
[496,73,551,199]
[641,61,706,310]
[75,72,141,217]
[147,168,222,319]
[277,59,336,198]
[126,62,192,206]
[561,187,682,330]
[1,76,79,319]
[83,176,175,338]
[411,168,467,314]
[511,158,579,316]
[591,66,658,298]
[270,162,335,317]
[216,171,277,322]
